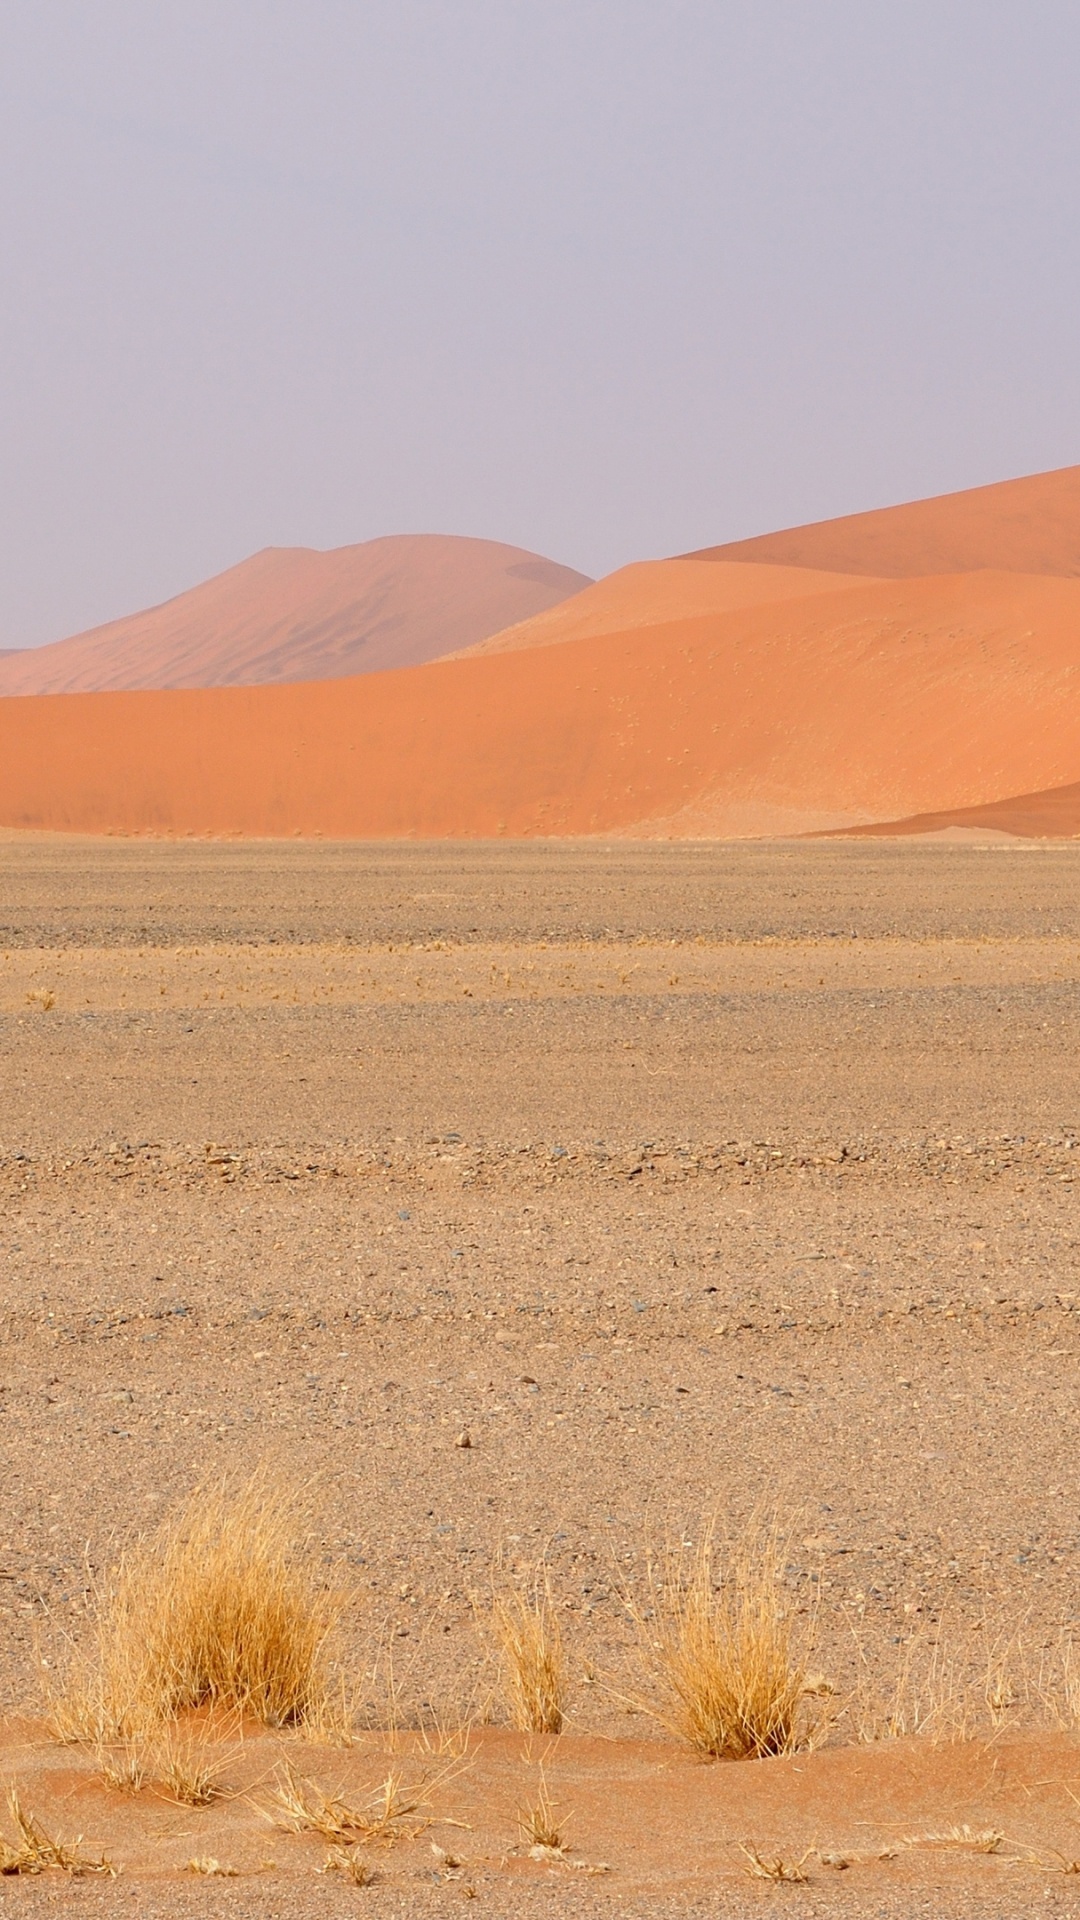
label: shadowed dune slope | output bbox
[454,557,883,657]
[683,464,1080,579]
[834,778,1080,840]
[0,536,592,695]
[5,569,1080,838]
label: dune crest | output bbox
[453,558,883,658]
[683,463,1080,579]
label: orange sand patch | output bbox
[4,568,1080,839]
[0,536,591,695]
[0,1721,1079,1898]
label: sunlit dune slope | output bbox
[454,557,882,657]
[683,464,1080,579]
[5,569,1080,839]
[0,536,591,695]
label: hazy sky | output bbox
[3,2,1079,647]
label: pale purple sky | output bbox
[2,1,1079,647]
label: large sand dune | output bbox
[0,535,591,695]
[685,462,1080,578]
[5,566,1080,837]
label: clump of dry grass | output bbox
[634,1515,819,1760]
[51,1470,343,1739]
[0,1789,114,1877]
[518,1769,567,1852]
[490,1568,565,1734]
[94,1742,147,1794]
[322,1845,373,1884]
[739,1844,811,1884]
[154,1723,235,1806]
[270,1762,424,1846]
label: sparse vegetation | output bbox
[635,1514,819,1759]
[739,1844,812,1883]
[270,1761,424,1846]
[155,1721,235,1805]
[491,1567,565,1733]
[518,1769,566,1852]
[95,1741,147,1794]
[322,1845,373,1884]
[0,1789,114,1877]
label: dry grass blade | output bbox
[491,1569,565,1734]
[50,1468,343,1738]
[0,1789,114,1877]
[740,1844,812,1884]
[637,1514,817,1760]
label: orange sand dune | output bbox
[5,568,1080,839]
[684,463,1080,579]
[455,557,882,657]
[0,536,591,696]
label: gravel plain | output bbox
[2,832,1080,1915]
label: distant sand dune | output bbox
[0,535,592,695]
[5,464,1080,838]
[5,565,1080,839]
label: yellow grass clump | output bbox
[636,1514,818,1760]
[491,1568,565,1734]
[0,1789,114,1877]
[52,1470,342,1739]
[518,1768,567,1852]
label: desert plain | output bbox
[2,830,1080,1915]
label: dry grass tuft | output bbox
[51,1469,343,1738]
[322,1845,373,1884]
[154,1723,235,1806]
[0,1789,114,1877]
[739,1844,811,1883]
[518,1770,567,1853]
[635,1515,818,1760]
[95,1742,147,1795]
[491,1568,565,1734]
[270,1762,424,1846]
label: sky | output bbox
[2,2,1079,648]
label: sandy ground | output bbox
[4,834,1080,1914]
